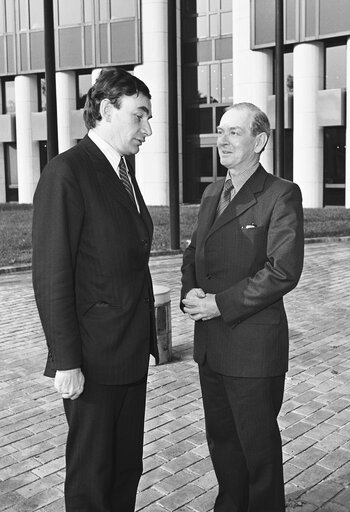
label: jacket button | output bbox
[206,274,213,279]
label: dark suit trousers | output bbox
[63,377,147,512]
[199,361,285,512]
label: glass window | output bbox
[197,65,208,103]
[58,0,82,25]
[284,52,293,93]
[99,23,108,63]
[111,0,135,19]
[305,0,316,38]
[19,0,29,30]
[99,0,109,21]
[39,77,46,112]
[0,1,4,34]
[210,64,220,103]
[84,0,92,22]
[286,0,296,41]
[320,0,350,36]
[324,127,345,185]
[29,0,44,29]
[5,0,14,31]
[59,27,83,67]
[215,37,232,60]
[4,81,15,113]
[221,0,232,11]
[197,15,208,38]
[5,143,18,189]
[221,61,232,103]
[20,33,28,71]
[111,21,136,63]
[254,0,275,46]
[325,45,346,89]
[220,12,232,35]
[199,108,213,133]
[84,25,93,65]
[197,0,207,14]
[30,31,45,69]
[198,147,213,176]
[77,73,91,109]
[210,14,219,37]
[0,37,4,73]
[6,35,15,74]
[197,40,212,61]
[209,0,219,11]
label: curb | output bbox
[1,236,350,275]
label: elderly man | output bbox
[181,102,304,511]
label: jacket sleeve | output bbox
[215,182,304,327]
[32,159,84,371]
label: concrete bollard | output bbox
[150,284,172,365]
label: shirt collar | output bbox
[88,130,122,173]
[226,162,260,194]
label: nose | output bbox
[217,132,228,146]
[142,119,152,137]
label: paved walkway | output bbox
[0,242,350,512]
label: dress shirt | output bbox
[225,162,260,200]
[88,130,139,211]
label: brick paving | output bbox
[0,241,350,511]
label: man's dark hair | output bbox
[83,68,151,129]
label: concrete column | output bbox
[14,75,40,203]
[134,0,168,205]
[293,42,324,207]
[56,71,76,153]
[346,38,350,208]
[232,0,274,172]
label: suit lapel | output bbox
[205,165,267,240]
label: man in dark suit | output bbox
[32,68,158,512]
[181,102,304,511]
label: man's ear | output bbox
[100,99,113,122]
[254,132,268,153]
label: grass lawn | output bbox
[1,203,350,267]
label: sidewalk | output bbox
[0,242,350,511]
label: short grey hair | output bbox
[227,102,271,141]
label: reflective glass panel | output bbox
[0,2,4,34]
[197,0,207,14]
[210,14,219,37]
[84,25,93,65]
[284,52,293,93]
[111,0,135,19]
[111,21,136,63]
[5,0,14,31]
[220,0,232,10]
[220,12,232,35]
[286,0,296,41]
[209,0,219,11]
[30,31,45,69]
[39,78,46,111]
[84,0,92,22]
[20,33,28,71]
[197,15,208,38]
[77,73,91,109]
[197,40,212,61]
[99,0,109,21]
[99,23,108,63]
[5,143,18,187]
[6,35,14,73]
[325,45,346,89]
[59,27,82,67]
[221,61,232,103]
[210,64,220,103]
[4,81,15,113]
[58,0,82,25]
[215,37,232,60]
[197,65,209,103]
[254,0,275,45]
[29,0,44,29]
[0,37,4,73]
[19,0,29,30]
[320,0,350,35]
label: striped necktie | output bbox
[119,157,136,207]
[216,178,234,218]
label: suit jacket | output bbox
[181,165,304,377]
[32,135,159,385]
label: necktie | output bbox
[119,157,136,207]
[216,178,234,218]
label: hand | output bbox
[185,288,206,300]
[54,368,85,400]
[182,293,221,322]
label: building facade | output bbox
[0,0,349,207]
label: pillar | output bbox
[293,43,324,208]
[56,71,76,153]
[14,75,40,203]
[0,145,5,202]
[346,38,350,208]
[134,0,168,205]
[232,0,274,172]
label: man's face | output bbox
[217,108,261,171]
[107,93,152,155]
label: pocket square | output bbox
[242,223,257,229]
